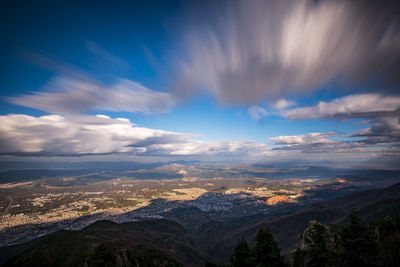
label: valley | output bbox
[1,163,398,252]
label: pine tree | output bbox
[339,209,379,267]
[375,214,400,266]
[230,237,252,267]
[252,227,285,267]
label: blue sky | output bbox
[0,0,399,168]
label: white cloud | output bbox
[0,114,184,156]
[153,140,268,157]
[283,93,400,120]
[0,114,269,158]
[269,132,336,145]
[272,98,296,110]
[269,132,368,154]
[248,105,269,121]
[279,93,400,153]
[8,76,176,114]
[269,125,400,155]
[0,114,396,163]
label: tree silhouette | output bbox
[204,260,218,267]
[88,243,116,267]
[230,237,251,267]
[375,214,400,266]
[252,227,285,267]
[339,209,379,267]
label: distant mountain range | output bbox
[1,161,399,184]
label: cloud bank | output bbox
[0,114,269,158]
[0,112,396,164]
[174,0,400,104]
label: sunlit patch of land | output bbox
[266,195,296,205]
[0,175,353,232]
[160,188,208,201]
[0,181,35,189]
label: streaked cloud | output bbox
[86,41,130,71]
[8,76,175,114]
[173,0,400,104]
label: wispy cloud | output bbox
[86,41,130,71]
[248,105,269,121]
[8,76,176,114]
